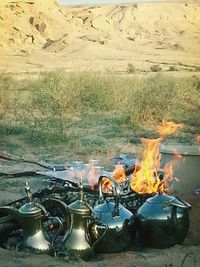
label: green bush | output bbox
[150,65,162,72]
[168,65,177,71]
[127,74,200,127]
[126,63,136,74]
[1,71,200,152]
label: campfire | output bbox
[100,121,184,195]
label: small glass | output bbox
[71,161,84,182]
[88,159,100,166]
[88,165,104,190]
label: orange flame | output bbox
[130,137,161,194]
[101,164,126,193]
[130,121,184,194]
[157,121,184,138]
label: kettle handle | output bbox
[98,171,121,215]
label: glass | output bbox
[88,159,100,166]
[88,165,104,190]
[70,161,84,183]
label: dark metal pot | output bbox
[136,193,191,248]
[89,172,135,253]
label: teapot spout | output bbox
[44,198,68,217]
[0,206,20,222]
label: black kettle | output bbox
[135,192,191,248]
[89,172,135,253]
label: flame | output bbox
[112,164,126,183]
[157,121,184,138]
[130,121,184,194]
[130,137,161,194]
[101,164,126,193]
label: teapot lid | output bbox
[94,200,122,214]
[68,180,91,215]
[19,182,41,217]
[68,200,91,215]
[146,193,189,208]
[19,202,41,216]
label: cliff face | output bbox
[0,1,200,52]
[0,1,199,72]
[0,0,67,51]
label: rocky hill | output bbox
[0,0,200,72]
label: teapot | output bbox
[0,182,62,255]
[46,181,107,261]
[135,192,191,248]
[89,172,135,253]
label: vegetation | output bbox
[0,71,200,160]
[126,63,136,74]
[150,65,162,72]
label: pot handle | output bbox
[98,171,121,216]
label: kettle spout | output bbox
[0,206,20,222]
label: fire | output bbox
[130,137,161,194]
[157,121,184,138]
[130,121,184,194]
[102,164,126,193]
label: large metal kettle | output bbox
[0,182,62,255]
[89,172,135,253]
[136,192,191,248]
[47,181,106,261]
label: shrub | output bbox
[127,63,136,74]
[168,65,177,71]
[150,65,162,72]
[127,74,200,127]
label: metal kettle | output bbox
[0,182,62,255]
[136,192,191,248]
[47,181,106,261]
[89,172,135,253]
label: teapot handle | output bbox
[83,215,108,251]
[47,216,63,247]
[98,171,121,216]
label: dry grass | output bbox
[0,71,200,160]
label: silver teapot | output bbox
[89,172,135,253]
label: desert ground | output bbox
[0,0,200,74]
[0,0,200,266]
